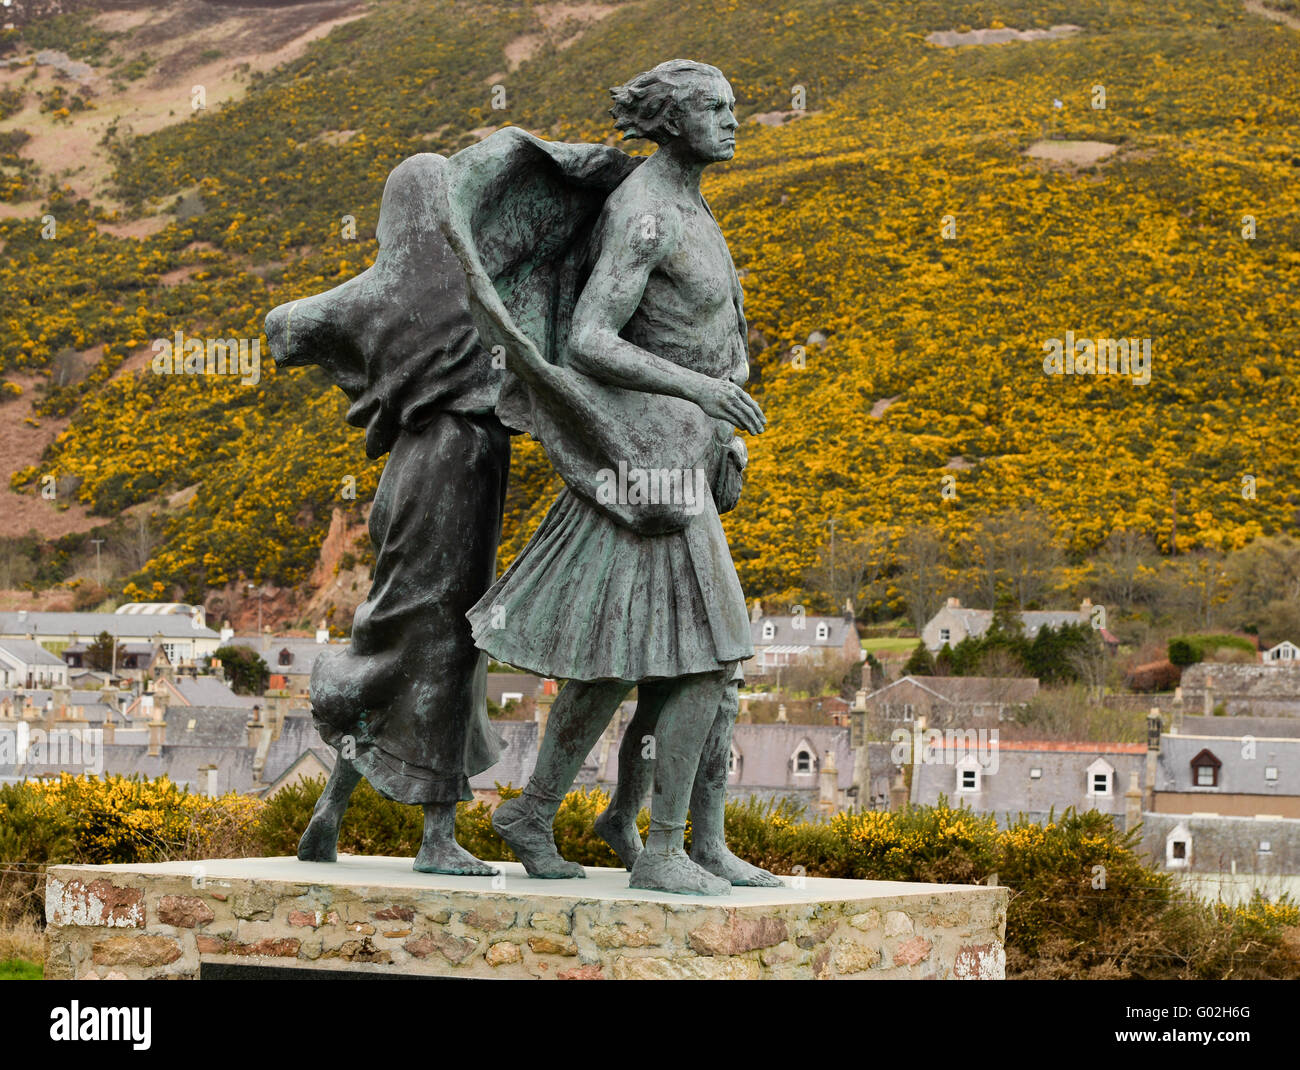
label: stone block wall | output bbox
[45,860,1008,980]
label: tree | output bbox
[1227,535,1300,643]
[865,652,885,690]
[902,641,934,676]
[85,631,125,672]
[964,511,1063,610]
[1168,638,1198,667]
[213,644,269,695]
[896,527,949,631]
[803,523,894,617]
[1090,529,1158,614]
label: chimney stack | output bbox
[1124,771,1142,832]
[819,749,839,814]
[147,715,166,757]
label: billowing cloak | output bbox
[437,127,726,535]
[264,152,512,804]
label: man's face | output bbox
[674,76,737,162]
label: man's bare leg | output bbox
[414,802,499,875]
[592,683,668,869]
[689,682,781,887]
[297,755,362,862]
[493,678,632,878]
[628,669,731,895]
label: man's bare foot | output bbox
[691,844,782,887]
[492,796,585,879]
[629,847,730,896]
[297,812,341,862]
[412,837,499,876]
[593,808,642,870]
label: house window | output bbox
[1030,768,1042,779]
[1265,767,1279,782]
[728,746,740,777]
[816,622,829,641]
[939,628,950,643]
[794,748,813,774]
[1190,749,1221,788]
[902,703,914,722]
[762,621,775,641]
[1086,758,1115,797]
[959,768,978,791]
[1259,841,1272,853]
[1166,824,1191,869]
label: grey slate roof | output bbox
[751,615,857,648]
[172,676,259,709]
[1176,715,1300,739]
[0,742,258,795]
[163,705,251,747]
[0,611,219,640]
[866,675,1039,706]
[1139,812,1300,875]
[226,635,344,676]
[911,742,1146,827]
[1155,733,1300,795]
[0,687,123,724]
[0,639,65,666]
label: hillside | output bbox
[1,0,1297,629]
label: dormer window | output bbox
[762,621,775,641]
[956,754,981,793]
[1190,748,1222,788]
[792,743,815,775]
[815,622,830,641]
[1086,758,1114,797]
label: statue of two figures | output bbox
[264,60,778,896]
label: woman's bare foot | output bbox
[412,837,499,876]
[629,847,730,896]
[492,796,585,879]
[691,843,782,887]
[593,808,643,870]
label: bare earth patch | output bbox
[0,371,99,539]
[926,24,1083,48]
[1024,139,1120,170]
[0,0,370,219]
[503,2,623,71]
[1245,2,1300,31]
[870,395,902,420]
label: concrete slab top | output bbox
[58,855,993,907]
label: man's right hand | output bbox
[698,378,765,435]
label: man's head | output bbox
[610,59,737,162]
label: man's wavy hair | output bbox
[609,59,726,143]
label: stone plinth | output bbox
[45,856,1008,980]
